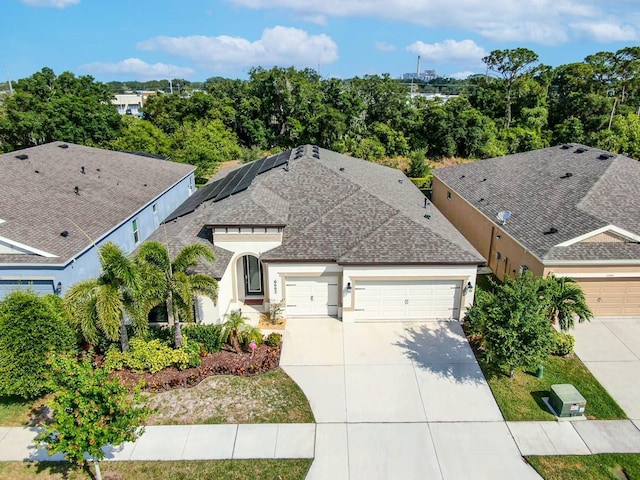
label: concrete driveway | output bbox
[281,317,541,480]
[572,317,640,421]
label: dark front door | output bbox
[243,255,263,296]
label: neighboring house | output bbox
[432,144,640,316]
[155,145,483,324]
[112,94,142,116]
[0,142,195,297]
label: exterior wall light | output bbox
[346,282,352,293]
[55,281,62,295]
[464,282,473,294]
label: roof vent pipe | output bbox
[543,227,558,235]
[560,172,573,179]
[74,186,80,196]
[15,154,28,160]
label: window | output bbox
[447,191,451,200]
[132,219,140,243]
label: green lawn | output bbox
[0,396,45,427]
[0,459,313,480]
[527,454,640,480]
[478,354,626,421]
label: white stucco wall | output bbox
[196,233,283,325]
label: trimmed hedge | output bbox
[0,291,77,399]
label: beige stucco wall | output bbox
[432,176,543,280]
[543,264,640,278]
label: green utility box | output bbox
[549,384,586,417]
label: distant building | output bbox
[402,69,438,82]
[111,91,157,116]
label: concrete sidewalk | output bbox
[0,423,316,462]
[508,419,640,456]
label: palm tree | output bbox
[542,275,593,331]
[219,310,262,354]
[135,241,218,348]
[64,242,141,352]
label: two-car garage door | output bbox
[285,276,463,321]
[578,278,640,316]
[353,280,462,321]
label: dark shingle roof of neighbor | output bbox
[159,145,484,277]
[432,144,640,263]
[0,142,195,265]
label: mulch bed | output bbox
[111,344,282,392]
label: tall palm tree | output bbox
[135,241,218,348]
[64,242,141,352]
[542,275,593,331]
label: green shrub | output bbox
[265,332,282,347]
[0,291,77,399]
[551,330,575,356]
[182,324,223,353]
[409,175,433,190]
[241,326,263,348]
[103,338,201,373]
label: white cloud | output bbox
[227,0,639,44]
[137,26,338,71]
[20,0,79,7]
[406,39,486,65]
[449,71,476,80]
[569,21,638,42]
[79,58,195,80]
[375,41,396,52]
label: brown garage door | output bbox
[577,278,640,316]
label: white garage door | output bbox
[285,276,339,317]
[353,280,462,321]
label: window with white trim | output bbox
[132,219,140,244]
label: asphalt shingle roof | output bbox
[0,142,194,265]
[162,146,483,274]
[432,144,640,263]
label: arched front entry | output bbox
[241,254,263,297]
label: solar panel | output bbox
[167,149,296,216]
[202,178,227,202]
[273,151,290,167]
[164,186,210,222]
[258,154,278,173]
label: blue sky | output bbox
[2,0,639,82]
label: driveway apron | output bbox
[573,317,640,420]
[281,317,541,480]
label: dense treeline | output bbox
[1,46,639,182]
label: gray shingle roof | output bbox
[0,142,194,265]
[432,144,640,263]
[162,146,483,271]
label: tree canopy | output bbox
[2,46,639,180]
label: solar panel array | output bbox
[164,150,292,222]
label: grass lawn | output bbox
[478,354,626,421]
[146,367,315,425]
[0,396,47,427]
[526,454,640,480]
[0,368,314,427]
[0,459,313,479]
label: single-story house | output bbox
[0,142,195,297]
[432,144,640,316]
[156,145,484,324]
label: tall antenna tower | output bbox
[4,62,13,94]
